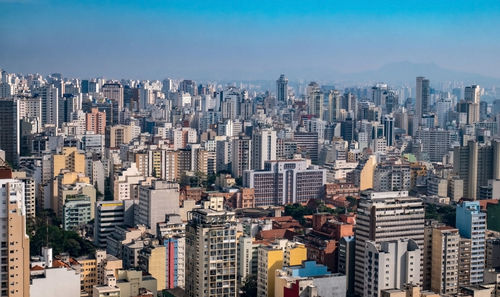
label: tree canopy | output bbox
[29,210,96,257]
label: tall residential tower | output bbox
[354,191,425,296]
[276,74,288,103]
[416,76,430,123]
[185,208,237,297]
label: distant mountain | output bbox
[338,61,500,86]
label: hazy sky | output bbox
[1,0,500,80]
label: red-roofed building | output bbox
[297,213,355,272]
[257,229,296,241]
[31,265,45,271]
[479,199,499,211]
[339,213,356,225]
[272,216,303,230]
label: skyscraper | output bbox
[231,135,252,178]
[251,128,276,170]
[135,180,180,235]
[0,98,20,167]
[0,177,30,297]
[38,84,59,127]
[430,226,460,295]
[371,83,388,107]
[276,74,288,103]
[179,80,197,96]
[416,76,430,122]
[383,115,395,147]
[465,85,480,103]
[185,208,237,297]
[462,85,481,124]
[81,79,89,94]
[102,82,124,111]
[162,78,174,93]
[456,201,486,285]
[328,89,341,122]
[415,128,450,162]
[341,117,354,142]
[158,215,186,290]
[308,89,323,118]
[363,239,421,297]
[293,131,319,163]
[354,191,425,296]
[453,140,500,200]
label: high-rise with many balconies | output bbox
[185,208,237,297]
[0,177,30,297]
[430,226,460,295]
[456,201,486,285]
[354,190,425,296]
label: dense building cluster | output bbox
[1,69,500,297]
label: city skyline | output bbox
[1,1,500,80]
[2,2,500,297]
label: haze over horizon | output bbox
[1,0,500,81]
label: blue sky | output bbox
[1,0,500,80]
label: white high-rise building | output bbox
[251,128,277,170]
[0,82,14,98]
[363,239,421,297]
[354,191,425,296]
[138,85,151,110]
[185,208,237,297]
[19,96,42,121]
[39,85,59,127]
[456,201,486,284]
[328,89,341,122]
[135,180,179,235]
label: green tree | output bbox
[29,210,95,257]
[64,238,81,256]
[425,204,456,227]
[284,203,314,224]
[241,274,257,297]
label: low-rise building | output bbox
[257,240,307,297]
[274,261,346,297]
[30,265,80,297]
[243,159,326,206]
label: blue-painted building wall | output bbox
[288,261,331,278]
